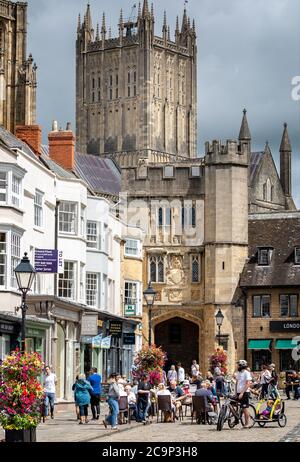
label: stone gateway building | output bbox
[76,1,298,373]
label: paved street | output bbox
[1,399,299,443]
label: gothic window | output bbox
[128,87,131,98]
[149,256,164,283]
[92,78,95,89]
[116,88,119,99]
[109,89,113,100]
[158,208,163,226]
[98,77,101,87]
[116,75,119,86]
[191,255,200,283]
[128,72,131,84]
[110,75,113,86]
[92,92,95,103]
[98,91,101,102]
[263,179,273,202]
[182,205,196,228]
[134,71,137,83]
[134,86,137,97]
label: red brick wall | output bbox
[15,125,42,156]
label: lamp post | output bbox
[215,307,225,347]
[143,281,157,347]
[14,253,36,354]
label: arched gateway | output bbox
[153,312,203,373]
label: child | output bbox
[260,399,274,420]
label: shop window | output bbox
[252,350,272,372]
[280,350,299,372]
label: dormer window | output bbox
[295,248,300,265]
[258,248,272,266]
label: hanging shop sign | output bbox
[123,333,136,346]
[81,314,99,336]
[109,321,123,338]
[101,336,112,350]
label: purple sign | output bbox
[35,249,63,274]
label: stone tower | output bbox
[76,1,197,164]
[0,1,37,134]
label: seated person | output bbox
[124,385,137,421]
[168,380,186,419]
[259,399,274,420]
[157,383,175,422]
[195,382,215,413]
[182,380,192,405]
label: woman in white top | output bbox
[259,365,272,398]
[167,365,177,384]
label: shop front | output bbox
[80,312,139,382]
[0,314,21,360]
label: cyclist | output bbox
[235,360,252,429]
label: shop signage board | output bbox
[35,249,64,274]
[270,321,300,332]
[92,334,103,349]
[81,314,99,336]
[109,321,123,338]
[0,323,15,334]
[101,336,112,349]
[123,333,136,345]
[125,304,136,317]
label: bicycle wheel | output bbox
[241,404,256,428]
[278,414,287,428]
[217,407,227,431]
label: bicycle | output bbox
[217,396,256,431]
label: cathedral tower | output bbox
[76,1,197,164]
[0,1,37,133]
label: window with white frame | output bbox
[104,224,109,253]
[87,221,98,249]
[86,273,98,307]
[191,255,200,283]
[58,261,76,300]
[125,239,141,258]
[34,190,44,227]
[11,175,21,207]
[125,281,139,316]
[149,256,164,283]
[0,171,7,203]
[11,233,21,288]
[80,263,85,302]
[102,274,108,309]
[80,206,86,237]
[0,232,6,287]
[59,202,77,234]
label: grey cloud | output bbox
[27,0,299,207]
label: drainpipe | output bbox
[242,288,248,361]
[54,201,60,296]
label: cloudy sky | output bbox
[27,0,300,207]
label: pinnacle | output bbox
[280,122,292,152]
[239,109,251,141]
[142,0,149,16]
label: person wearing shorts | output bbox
[236,360,252,428]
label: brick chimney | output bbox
[15,125,42,156]
[48,122,75,171]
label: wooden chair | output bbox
[181,397,193,417]
[118,396,129,424]
[191,395,208,424]
[157,395,174,423]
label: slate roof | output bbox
[249,152,264,184]
[240,217,300,287]
[0,125,36,160]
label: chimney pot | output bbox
[52,120,58,132]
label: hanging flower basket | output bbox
[0,350,45,442]
[132,344,167,386]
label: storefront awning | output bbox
[248,340,271,350]
[275,339,296,350]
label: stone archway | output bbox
[153,311,204,373]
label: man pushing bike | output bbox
[235,360,252,429]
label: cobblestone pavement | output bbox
[1,399,299,443]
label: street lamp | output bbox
[14,253,36,354]
[215,307,225,347]
[143,281,157,347]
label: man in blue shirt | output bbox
[88,368,102,420]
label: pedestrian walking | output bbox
[103,374,120,430]
[177,363,185,385]
[74,374,94,425]
[259,364,272,399]
[44,366,57,420]
[87,367,102,421]
[191,360,199,381]
[167,365,177,384]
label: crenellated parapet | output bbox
[205,139,249,167]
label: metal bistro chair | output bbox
[191,396,209,425]
[157,395,175,423]
[118,396,130,425]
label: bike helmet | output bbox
[238,360,248,367]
